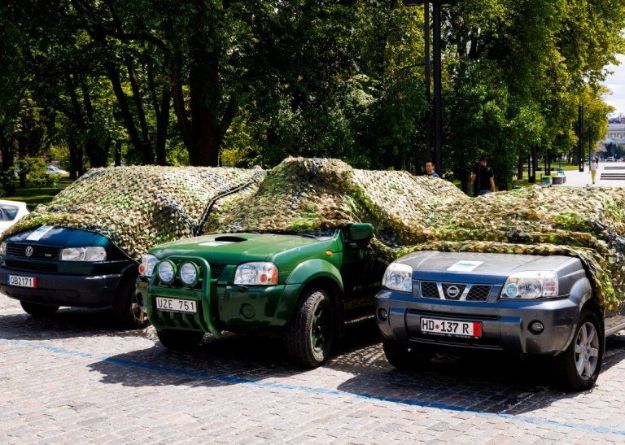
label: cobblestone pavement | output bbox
[2,294,625,445]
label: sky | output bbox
[603,54,625,116]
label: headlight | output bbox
[382,263,413,292]
[139,254,158,277]
[157,260,176,284]
[234,262,278,285]
[501,271,559,299]
[60,246,107,262]
[0,242,6,256]
[180,262,199,286]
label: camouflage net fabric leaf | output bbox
[216,157,625,311]
[3,166,265,261]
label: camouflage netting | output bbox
[214,157,625,311]
[4,158,624,310]
[3,166,265,261]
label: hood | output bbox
[150,232,327,264]
[5,226,111,248]
[398,251,577,284]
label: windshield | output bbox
[0,205,19,221]
[237,229,339,240]
[293,229,338,240]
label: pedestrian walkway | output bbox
[563,163,625,187]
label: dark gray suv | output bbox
[375,251,625,391]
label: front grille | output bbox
[7,243,59,260]
[5,259,58,273]
[467,285,491,301]
[419,281,491,302]
[211,264,226,279]
[442,283,466,300]
[152,300,205,330]
[420,281,439,298]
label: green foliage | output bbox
[17,157,57,188]
[1,0,624,178]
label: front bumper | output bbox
[146,282,304,333]
[0,267,121,308]
[375,289,581,355]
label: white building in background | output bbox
[605,122,625,145]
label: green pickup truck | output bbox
[136,224,384,367]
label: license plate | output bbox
[7,275,37,288]
[420,317,482,338]
[155,297,197,314]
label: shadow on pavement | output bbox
[0,307,141,341]
[84,318,625,415]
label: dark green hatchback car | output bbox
[136,224,385,367]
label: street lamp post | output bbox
[403,0,454,177]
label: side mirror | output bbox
[347,223,374,243]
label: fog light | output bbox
[529,320,544,334]
[377,308,388,322]
[240,304,255,319]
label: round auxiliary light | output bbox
[157,261,176,284]
[180,262,199,286]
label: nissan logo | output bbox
[25,246,34,257]
[446,285,461,299]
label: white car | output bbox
[0,200,29,236]
[46,165,69,176]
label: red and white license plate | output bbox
[420,317,482,338]
[7,275,37,288]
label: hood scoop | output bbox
[213,235,247,243]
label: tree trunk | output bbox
[517,155,523,180]
[188,60,221,166]
[106,61,145,159]
[156,87,171,165]
[125,55,153,164]
[0,134,16,196]
[81,83,109,167]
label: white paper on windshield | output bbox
[447,260,483,272]
[26,225,55,241]
[199,241,234,247]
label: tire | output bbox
[113,277,149,328]
[554,309,603,391]
[284,287,336,368]
[20,301,59,317]
[383,338,431,371]
[157,329,205,351]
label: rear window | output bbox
[0,205,19,221]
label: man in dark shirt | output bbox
[471,158,496,196]
[424,161,440,179]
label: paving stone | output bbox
[2,294,625,444]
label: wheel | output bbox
[284,287,336,368]
[20,301,59,317]
[554,309,603,391]
[383,338,431,371]
[113,277,149,328]
[157,329,205,350]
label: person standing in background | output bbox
[471,158,496,196]
[590,157,599,185]
[424,161,440,179]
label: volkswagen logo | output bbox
[25,246,34,257]
[446,285,461,299]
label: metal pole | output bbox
[424,2,432,161]
[578,104,585,172]
[433,0,443,175]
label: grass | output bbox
[2,180,73,210]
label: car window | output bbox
[0,205,19,221]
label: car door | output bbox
[339,231,386,314]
